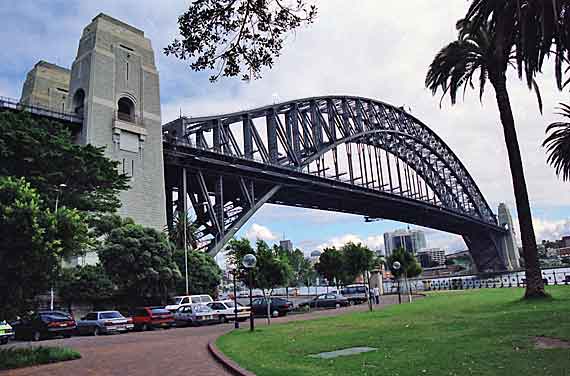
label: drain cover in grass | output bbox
[308,347,377,359]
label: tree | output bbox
[166,0,317,81]
[341,242,375,283]
[167,211,199,250]
[226,237,255,284]
[0,112,129,213]
[173,249,222,297]
[386,248,422,279]
[341,242,375,311]
[57,265,115,312]
[543,103,570,181]
[98,224,182,306]
[425,17,547,298]
[0,177,89,320]
[314,247,345,288]
[254,240,292,324]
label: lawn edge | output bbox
[0,346,81,371]
[208,339,256,376]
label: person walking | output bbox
[373,286,380,304]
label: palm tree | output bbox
[425,19,547,298]
[544,103,570,181]
[167,211,198,250]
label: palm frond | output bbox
[543,103,570,181]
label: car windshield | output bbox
[169,297,183,305]
[100,312,122,319]
[223,301,242,308]
[151,308,171,315]
[194,305,211,313]
[40,312,71,320]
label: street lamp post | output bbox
[242,254,257,332]
[51,183,67,311]
[392,261,401,305]
[232,269,239,329]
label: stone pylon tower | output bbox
[67,13,166,230]
[497,203,520,270]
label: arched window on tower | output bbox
[72,89,85,116]
[117,97,135,123]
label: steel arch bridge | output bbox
[162,95,508,271]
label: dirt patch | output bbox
[534,336,570,349]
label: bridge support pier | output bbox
[463,231,509,272]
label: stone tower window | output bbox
[72,89,85,116]
[117,97,135,123]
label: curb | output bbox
[208,339,256,376]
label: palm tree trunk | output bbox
[490,73,546,298]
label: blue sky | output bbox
[1,1,569,257]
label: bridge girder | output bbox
[163,96,507,271]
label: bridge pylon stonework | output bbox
[162,96,510,272]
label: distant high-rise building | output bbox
[383,228,427,257]
[280,240,293,252]
[497,203,520,270]
[416,248,446,267]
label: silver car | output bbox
[76,311,133,335]
[174,304,219,327]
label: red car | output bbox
[131,307,174,331]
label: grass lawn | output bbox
[0,346,81,370]
[217,286,570,376]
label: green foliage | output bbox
[0,111,129,213]
[57,265,115,309]
[543,103,570,182]
[217,287,570,376]
[314,247,345,286]
[166,0,317,82]
[98,223,182,305]
[174,249,222,296]
[254,240,292,293]
[226,237,256,284]
[274,247,313,287]
[0,177,88,320]
[0,346,81,370]
[386,248,423,278]
[340,242,375,283]
[167,211,198,250]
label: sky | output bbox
[1,1,569,258]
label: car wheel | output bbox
[0,338,8,345]
[141,324,148,331]
[93,327,100,336]
[63,333,72,338]
[32,331,41,342]
[271,310,279,318]
[349,300,355,306]
[219,315,227,323]
[335,303,341,309]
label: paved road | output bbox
[3,295,406,376]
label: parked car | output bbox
[131,307,174,331]
[76,311,133,336]
[12,311,76,341]
[174,304,220,326]
[207,300,250,322]
[340,284,369,305]
[165,294,213,312]
[299,294,350,309]
[0,321,14,345]
[250,297,293,317]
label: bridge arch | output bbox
[163,96,508,271]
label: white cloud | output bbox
[317,233,384,251]
[245,223,278,242]
[514,218,570,243]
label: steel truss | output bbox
[163,96,508,271]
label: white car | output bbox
[207,300,250,323]
[174,304,219,326]
[165,294,213,312]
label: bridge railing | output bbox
[0,96,83,124]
